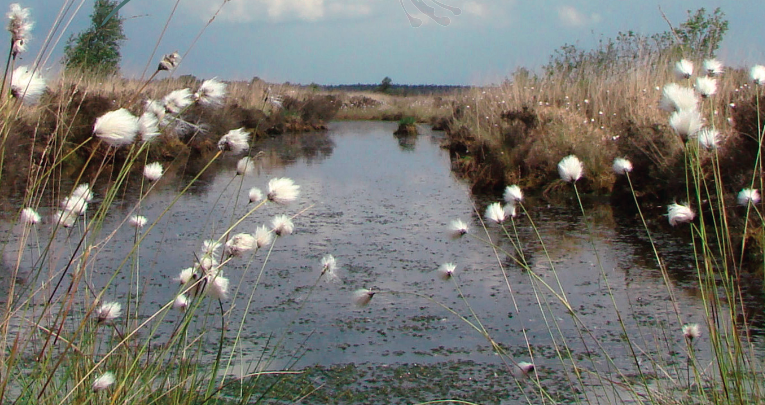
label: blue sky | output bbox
[14,0,765,85]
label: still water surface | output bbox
[3,121,756,403]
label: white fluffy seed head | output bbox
[703,59,723,76]
[695,76,717,98]
[92,371,115,392]
[236,156,255,176]
[10,66,45,104]
[751,65,765,85]
[143,162,164,181]
[503,185,523,204]
[54,210,76,228]
[94,108,139,147]
[176,267,196,285]
[225,233,256,257]
[449,219,469,238]
[95,301,122,322]
[438,262,456,280]
[206,275,229,299]
[20,207,40,225]
[667,203,695,226]
[194,78,226,107]
[694,128,719,150]
[557,155,583,183]
[484,202,506,224]
[612,157,633,175]
[173,294,189,311]
[254,225,273,248]
[218,128,250,154]
[129,215,147,228]
[267,177,300,204]
[682,323,700,340]
[163,88,193,114]
[737,188,760,206]
[271,215,294,236]
[669,110,703,140]
[139,112,160,142]
[249,187,263,203]
[674,59,693,79]
[353,288,375,307]
[659,83,698,113]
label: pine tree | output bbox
[63,0,126,75]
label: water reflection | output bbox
[1,121,760,403]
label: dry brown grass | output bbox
[441,54,760,196]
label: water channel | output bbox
[2,121,759,403]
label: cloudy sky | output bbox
[15,0,765,85]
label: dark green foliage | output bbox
[63,0,126,75]
[376,76,392,93]
[544,7,728,78]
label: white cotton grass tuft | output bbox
[669,110,703,140]
[218,128,250,154]
[176,267,196,285]
[236,156,255,176]
[10,66,45,104]
[267,177,300,204]
[321,254,340,282]
[145,99,166,123]
[138,112,160,142]
[695,76,717,98]
[484,202,506,224]
[557,155,583,183]
[93,108,139,147]
[206,275,229,299]
[249,187,263,203]
[95,301,122,323]
[694,128,719,150]
[92,371,115,392]
[674,59,693,79]
[438,262,457,280]
[224,233,256,257]
[143,162,164,181]
[514,362,535,378]
[54,210,76,228]
[449,219,469,239]
[353,288,375,307]
[20,207,40,225]
[72,183,94,202]
[271,215,294,236]
[254,225,273,248]
[6,3,34,47]
[703,59,724,76]
[751,65,765,85]
[173,294,189,311]
[737,188,760,206]
[612,157,633,175]
[667,203,695,226]
[61,195,88,216]
[659,83,698,112]
[194,78,226,107]
[158,51,180,71]
[163,88,193,114]
[129,215,147,229]
[682,323,701,340]
[201,239,222,257]
[504,203,517,219]
[503,185,523,204]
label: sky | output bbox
[12,0,765,85]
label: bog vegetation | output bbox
[2,2,765,404]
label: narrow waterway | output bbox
[2,121,758,403]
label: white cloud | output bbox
[180,0,380,23]
[462,1,486,17]
[557,5,600,27]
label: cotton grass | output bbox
[93,108,139,147]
